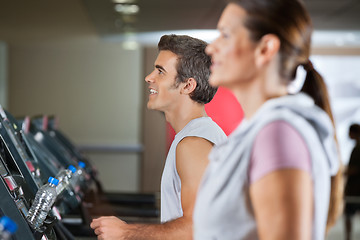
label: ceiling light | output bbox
[112,0,136,3]
[121,33,139,50]
[114,4,139,15]
[122,40,139,50]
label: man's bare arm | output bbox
[90,136,213,240]
[91,215,191,240]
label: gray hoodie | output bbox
[193,93,339,240]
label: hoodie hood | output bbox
[194,92,337,240]
[250,93,340,176]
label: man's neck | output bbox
[164,102,207,134]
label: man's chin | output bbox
[147,103,156,110]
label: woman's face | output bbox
[206,3,258,89]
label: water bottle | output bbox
[70,161,87,189]
[77,161,87,182]
[55,165,76,196]
[0,216,18,240]
[26,177,59,229]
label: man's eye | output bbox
[221,32,229,39]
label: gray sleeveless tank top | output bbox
[161,117,227,223]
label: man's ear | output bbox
[181,78,197,95]
[254,34,280,67]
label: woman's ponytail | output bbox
[300,60,344,231]
[301,60,334,123]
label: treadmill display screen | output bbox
[0,157,8,176]
[2,120,30,163]
[0,136,21,176]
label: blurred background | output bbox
[0,0,359,238]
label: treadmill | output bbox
[42,115,159,220]
[46,115,158,208]
[0,107,89,239]
[0,119,58,239]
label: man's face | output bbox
[145,50,182,113]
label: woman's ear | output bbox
[254,34,280,67]
[181,78,197,95]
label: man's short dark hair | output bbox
[158,34,217,104]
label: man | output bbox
[90,34,226,239]
[345,124,360,240]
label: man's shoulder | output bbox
[186,118,225,136]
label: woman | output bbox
[193,0,343,239]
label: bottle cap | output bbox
[68,165,76,173]
[0,216,18,234]
[78,161,86,169]
[48,177,59,186]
